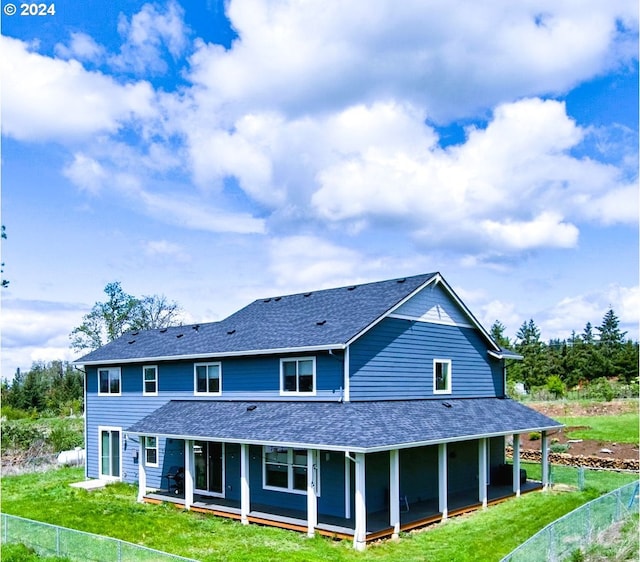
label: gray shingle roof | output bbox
[76,273,438,364]
[126,398,562,452]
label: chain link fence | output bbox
[501,480,639,562]
[1,513,198,562]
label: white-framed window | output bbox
[263,447,318,495]
[194,362,222,395]
[98,367,121,396]
[145,436,159,467]
[433,359,452,394]
[280,357,316,395]
[143,365,158,396]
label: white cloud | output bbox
[63,154,108,195]
[110,0,190,74]
[1,36,156,141]
[54,32,106,63]
[187,0,637,121]
[541,284,640,340]
[0,300,86,378]
[478,213,579,251]
[142,240,191,263]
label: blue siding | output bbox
[86,365,173,481]
[86,352,345,482]
[349,317,503,400]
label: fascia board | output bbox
[127,423,563,455]
[73,343,346,366]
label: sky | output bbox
[1,0,638,379]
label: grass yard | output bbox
[1,467,637,562]
[557,412,639,444]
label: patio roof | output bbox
[126,398,562,453]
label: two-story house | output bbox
[75,272,562,549]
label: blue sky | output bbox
[1,0,638,378]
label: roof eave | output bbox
[73,343,347,367]
[488,350,524,361]
[126,423,564,454]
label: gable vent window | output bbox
[194,362,222,396]
[433,359,452,395]
[280,357,316,396]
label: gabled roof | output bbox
[75,272,499,365]
[126,398,563,453]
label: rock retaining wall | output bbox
[505,447,639,472]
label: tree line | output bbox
[491,308,638,396]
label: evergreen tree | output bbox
[512,319,547,389]
[490,320,511,349]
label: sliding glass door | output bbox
[194,441,224,496]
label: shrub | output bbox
[528,432,541,441]
[586,378,615,401]
[0,406,31,420]
[0,421,42,450]
[550,443,570,454]
[546,375,566,399]
[49,425,83,452]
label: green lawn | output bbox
[1,467,637,562]
[557,412,639,444]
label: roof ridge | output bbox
[251,272,438,303]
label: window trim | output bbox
[279,357,316,396]
[142,365,158,396]
[433,359,452,394]
[193,362,222,396]
[98,367,121,396]
[262,446,319,495]
[144,436,159,467]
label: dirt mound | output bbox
[520,400,639,462]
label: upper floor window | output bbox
[433,359,451,394]
[143,365,158,396]
[98,368,121,396]
[145,436,158,467]
[280,357,315,395]
[194,362,221,395]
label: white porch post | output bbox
[438,443,448,520]
[345,452,351,520]
[307,449,318,537]
[184,440,194,510]
[137,437,146,503]
[353,453,367,551]
[389,449,400,539]
[541,431,549,490]
[241,443,250,524]
[512,434,521,497]
[478,438,488,508]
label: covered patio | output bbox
[128,399,561,550]
[142,477,543,542]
